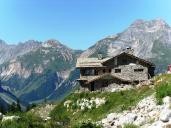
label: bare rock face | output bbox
[34,65,44,74]
[0,61,31,79]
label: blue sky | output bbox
[0,0,171,49]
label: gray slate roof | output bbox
[76,57,111,68]
[76,52,155,68]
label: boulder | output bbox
[107,113,116,123]
[119,113,137,125]
[134,116,146,126]
[148,121,164,128]
[163,96,171,109]
[160,109,171,122]
[164,123,171,128]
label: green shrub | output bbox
[83,106,89,113]
[155,83,171,104]
[91,101,96,110]
[50,103,70,126]
[72,103,78,110]
[44,121,62,128]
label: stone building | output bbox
[76,49,155,91]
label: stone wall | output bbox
[103,53,153,80]
[78,81,134,92]
[112,64,148,81]
[79,79,128,92]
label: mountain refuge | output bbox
[76,48,155,91]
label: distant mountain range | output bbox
[0,39,82,106]
[0,19,171,108]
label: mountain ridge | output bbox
[0,39,82,105]
[0,18,171,107]
[80,19,171,72]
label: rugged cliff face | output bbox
[80,19,171,72]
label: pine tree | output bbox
[0,105,5,114]
[9,102,16,112]
[16,98,21,112]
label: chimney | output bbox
[98,53,103,60]
[124,47,134,55]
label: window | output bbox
[95,70,98,75]
[103,69,106,73]
[84,69,95,76]
[134,69,144,72]
[109,69,111,73]
[115,69,121,73]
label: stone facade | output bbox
[112,64,148,81]
[76,52,155,91]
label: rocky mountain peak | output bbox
[80,19,171,72]
[130,19,170,31]
[18,40,41,46]
[17,40,42,50]
[152,19,170,27]
[42,39,67,49]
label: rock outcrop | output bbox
[99,95,171,128]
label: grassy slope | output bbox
[0,86,153,128]
[50,86,154,126]
[49,74,171,127]
[2,74,171,128]
[154,74,171,104]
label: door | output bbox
[90,82,95,91]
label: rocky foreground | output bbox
[99,95,171,128]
